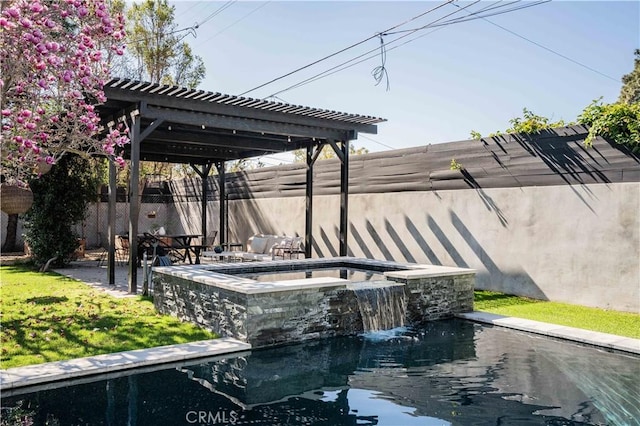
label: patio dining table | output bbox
[138,233,205,264]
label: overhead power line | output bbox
[238,0,456,96]
[264,0,551,98]
[195,1,272,47]
[264,0,484,98]
[197,0,238,28]
[450,2,618,82]
[359,134,396,150]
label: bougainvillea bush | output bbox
[0,0,128,185]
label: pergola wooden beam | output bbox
[98,79,385,294]
[107,83,380,135]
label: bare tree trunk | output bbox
[1,214,18,252]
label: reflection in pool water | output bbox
[235,267,389,282]
[2,320,638,425]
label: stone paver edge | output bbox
[457,311,640,355]
[1,337,251,391]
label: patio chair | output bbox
[115,235,129,266]
[272,236,305,259]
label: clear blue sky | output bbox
[169,1,639,163]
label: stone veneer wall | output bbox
[153,264,476,348]
[153,274,249,341]
[399,274,475,324]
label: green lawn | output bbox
[474,290,640,339]
[2,266,637,370]
[1,265,216,369]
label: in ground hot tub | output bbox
[152,257,475,347]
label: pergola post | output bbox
[216,161,226,247]
[339,139,349,256]
[107,159,116,285]
[127,113,141,294]
[305,143,314,258]
[191,163,212,243]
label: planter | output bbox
[0,184,34,215]
[73,238,86,259]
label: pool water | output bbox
[2,320,638,425]
[235,267,388,282]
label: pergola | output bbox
[97,79,385,293]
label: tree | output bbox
[125,0,205,89]
[0,0,127,253]
[0,0,128,184]
[619,49,640,105]
[293,144,369,163]
[23,155,101,268]
[121,0,207,182]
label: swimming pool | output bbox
[3,320,638,425]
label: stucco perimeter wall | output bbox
[219,182,639,313]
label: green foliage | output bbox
[472,108,569,139]
[506,108,567,134]
[449,158,462,170]
[578,98,640,151]
[293,144,369,163]
[619,49,640,104]
[23,155,100,268]
[126,0,205,89]
[474,291,640,338]
[0,265,215,368]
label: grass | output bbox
[0,265,216,369]
[474,290,640,339]
[2,265,637,369]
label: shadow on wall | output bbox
[449,210,546,300]
[227,172,279,244]
[321,209,546,301]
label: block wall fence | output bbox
[3,126,638,312]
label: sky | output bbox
[167,1,639,165]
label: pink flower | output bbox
[62,70,73,83]
[45,156,55,165]
[30,3,45,13]
[4,8,20,18]
[1,109,11,117]
[19,18,32,28]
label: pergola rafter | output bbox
[96,78,385,293]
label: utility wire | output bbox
[359,134,396,150]
[195,1,272,47]
[266,0,550,98]
[266,0,483,98]
[238,0,456,96]
[451,2,618,82]
[197,0,238,28]
[129,1,239,46]
[176,1,208,20]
